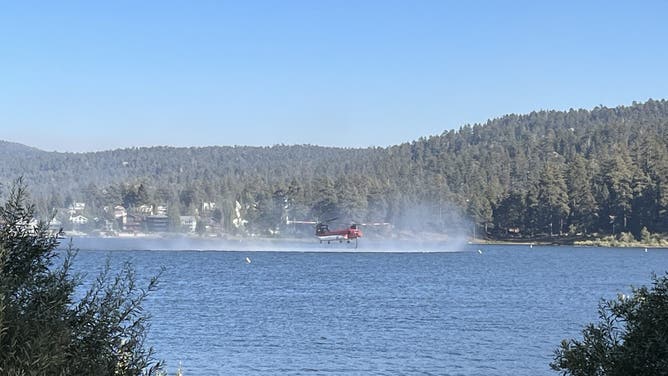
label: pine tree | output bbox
[493,190,525,235]
[600,147,634,233]
[566,155,598,234]
[537,160,570,235]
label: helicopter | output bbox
[315,220,363,244]
[286,217,363,247]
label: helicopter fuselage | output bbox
[316,223,362,243]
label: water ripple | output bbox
[70,245,668,375]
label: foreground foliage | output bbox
[0,181,163,375]
[552,273,668,375]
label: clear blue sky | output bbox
[1,1,667,152]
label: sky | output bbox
[1,1,667,152]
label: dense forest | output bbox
[1,99,667,240]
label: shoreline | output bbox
[58,232,668,251]
[472,237,668,249]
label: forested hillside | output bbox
[2,99,667,240]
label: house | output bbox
[201,202,216,213]
[146,215,169,232]
[136,204,153,215]
[67,202,86,216]
[123,214,144,233]
[70,215,89,225]
[114,206,127,219]
[74,202,86,212]
[155,205,168,216]
[180,216,197,233]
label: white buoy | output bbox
[644,248,648,253]
[477,249,483,254]
[245,257,251,264]
[530,243,533,248]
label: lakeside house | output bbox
[180,216,197,233]
[113,205,127,219]
[43,198,226,237]
[155,205,168,216]
[70,215,89,225]
[67,202,86,216]
[135,204,153,215]
[123,214,143,233]
[146,215,169,232]
[201,202,216,213]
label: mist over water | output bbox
[64,235,472,253]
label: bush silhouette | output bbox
[0,179,163,375]
[552,273,668,375]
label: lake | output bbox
[69,242,668,375]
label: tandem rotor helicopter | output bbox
[286,217,365,248]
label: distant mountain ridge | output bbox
[3,99,666,155]
[0,140,44,156]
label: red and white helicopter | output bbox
[315,221,363,244]
[287,217,363,247]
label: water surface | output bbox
[71,244,668,375]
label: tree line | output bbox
[1,99,667,239]
[3,178,668,375]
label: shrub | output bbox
[640,227,651,244]
[617,231,635,244]
[552,273,668,375]
[0,179,163,375]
